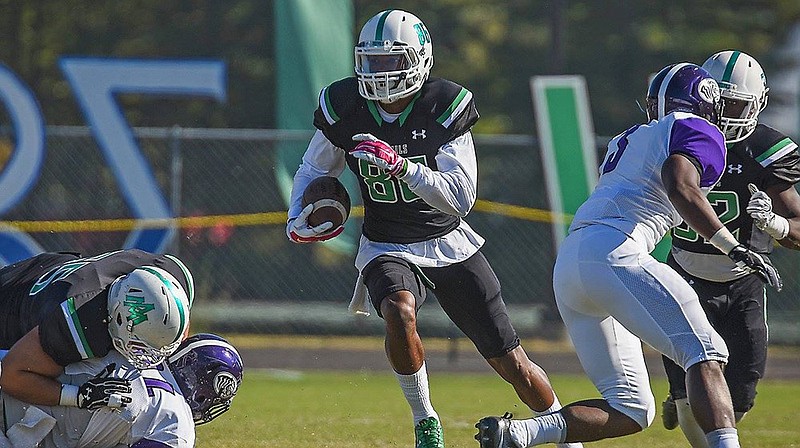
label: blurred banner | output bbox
[530,75,598,250]
[274,0,358,253]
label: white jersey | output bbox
[570,112,727,253]
[0,351,195,448]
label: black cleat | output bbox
[474,412,517,448]
[661,395,678,430]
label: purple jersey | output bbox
[570,111,726,253]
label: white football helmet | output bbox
[107,266,191,369]
[702,50,769,143]
[354,9,433,103]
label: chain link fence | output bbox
[2,127,798,343]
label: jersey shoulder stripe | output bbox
[756,137,798,167]
[317,77,359,126]
[61,297,94,358]
[417,78,478,135]
[741,124,798,167]
[436,87,472,128]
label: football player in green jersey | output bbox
[662,50,800,447]
[286,9,579,448]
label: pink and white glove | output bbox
[350,133,407,177]
[286,204,344,243]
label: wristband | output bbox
[708,227,739,255]
[108,393,126,408]
[765,214,790,240]
[59,384,79,407]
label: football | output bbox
[301,176,351,229]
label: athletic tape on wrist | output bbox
[766,214,790,240]
[59,384,79,407]
[709,227,739,255]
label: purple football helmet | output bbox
[646,62,723,125]
[168,333,243,425]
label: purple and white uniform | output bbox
[0,351,195,448]
[552,111,729,428]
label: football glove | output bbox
[77,363,132,410]
[747,183,789,239]
[286,203,344,243]
[350,133,408,177]
[727,244,783,291]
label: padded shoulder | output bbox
[315,77,360,127]
[417,77,479,134]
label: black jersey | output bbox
[672,124,800,254]
[313,76,480,244]
[0,249,194,366]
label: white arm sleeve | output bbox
[287,130,348,220]
[399,131,478,217]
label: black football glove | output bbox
[77,363,133,410]
[728,245,783,292]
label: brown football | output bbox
[301,176,351,229]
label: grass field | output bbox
[196,368,800,447]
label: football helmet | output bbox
[646,62,723,126]
[702,50,768,143]
[168,333,244,425]
[107,266,190,370]
[355,9,433,103]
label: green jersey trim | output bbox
[366,100,383,126]
[319,87,340,125]
[436,88,471,128]
[61,297,94,359]
[398,91,422,126]
[756,137,798,167]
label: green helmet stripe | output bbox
[375,10,393,41]
[721,50,741,84]
[140,267,187,343]
[164,254,194,307]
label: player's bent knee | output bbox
[606,394,656,430]
[380,291,416,324]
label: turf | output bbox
[196,369,800,447]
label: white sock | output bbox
[705,427,739,448]
[533,395,562,416]
[509,412,568,447]
[395,362,438,425]
[531,395,583,448]
[676,398,709,448]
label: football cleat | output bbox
[661,395,678,430]
[475,412,518,448]
[415,416,445,448]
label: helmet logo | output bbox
[214,372,238,399]
[124,294,156,326]
[413,23,431,46]
[698,78,720,104]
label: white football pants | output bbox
[553,225,728,428]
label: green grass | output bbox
[196,369,800,447]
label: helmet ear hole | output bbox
[116,314,123,326]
